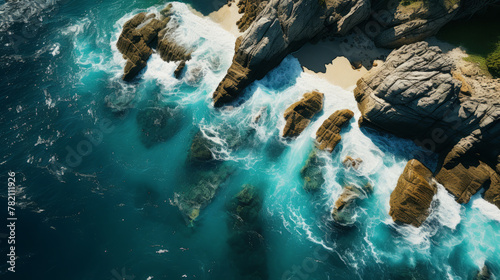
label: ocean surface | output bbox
[0,0,499,279]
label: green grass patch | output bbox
[486,42,500,78]
[463,54,490,76]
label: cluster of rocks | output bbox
[136,106,182,148]
[354,42,500,226]
[212,0,499,107]
[117,4,191,81]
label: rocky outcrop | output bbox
[316,109,354,152]
[283,91,324,138]
[435,140,500,204]
[117,4,192,81]
[332,183,372,225]
[117,13,168,81]
[389,159,437,227]
[355,42,500,210]
[212,0,371,107]
[373,0,500,48]
[236,0,267,32]
[300,149,325,192]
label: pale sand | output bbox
[303,57,369,90]
[208,3,242,37]
[293,36,390,90]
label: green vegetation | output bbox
[486,42,500,78]
[463,55,490,76]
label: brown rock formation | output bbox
[117,13,168,81]
[342,156,363,170]
[389,159,437,227]
[316,109,354,152]
[282,91,324,138]
[354,42,500,210]
[117,4,192,81]
[236,0,267,32]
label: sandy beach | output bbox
[208,2,242,37]
[293,36,389,90]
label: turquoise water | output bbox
[1,1,499,279]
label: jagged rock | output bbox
[116,4,192,81]
[174,60,186,79]
[316,109,353,152]
[236,0,267,32]
[136,106,180,148]
[117,13,168,80]
[283,91,324,138]
[227,185,267,279]
[435,139,498,204]
[188,130,216,162]
[389,159,437,227]
[300,149,325,192]
[174,164,233,224]
[354,42,500,189]
[343,156,362,170]
[332,183,372,225]
[212,0,371,106]
[157,28,191,62]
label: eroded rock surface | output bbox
[316,109,354,152]
[355,42,500,210]
[213,0,371,106]
[117,4,192,81]
[389,159,437,227]
[283,91,324,138]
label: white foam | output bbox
[472,198,500,223]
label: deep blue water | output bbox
[0,1,499,279]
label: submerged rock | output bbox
[474,264,492,280]
[174,164,234,224]
[227,184,267,279]
[300,149,325,192]
[283,91,324,138]
[316,109,354,152]
[389,159,437,227]
[136,107,180,148]
[188,130,216,162]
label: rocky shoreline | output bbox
[115,0,500,232]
